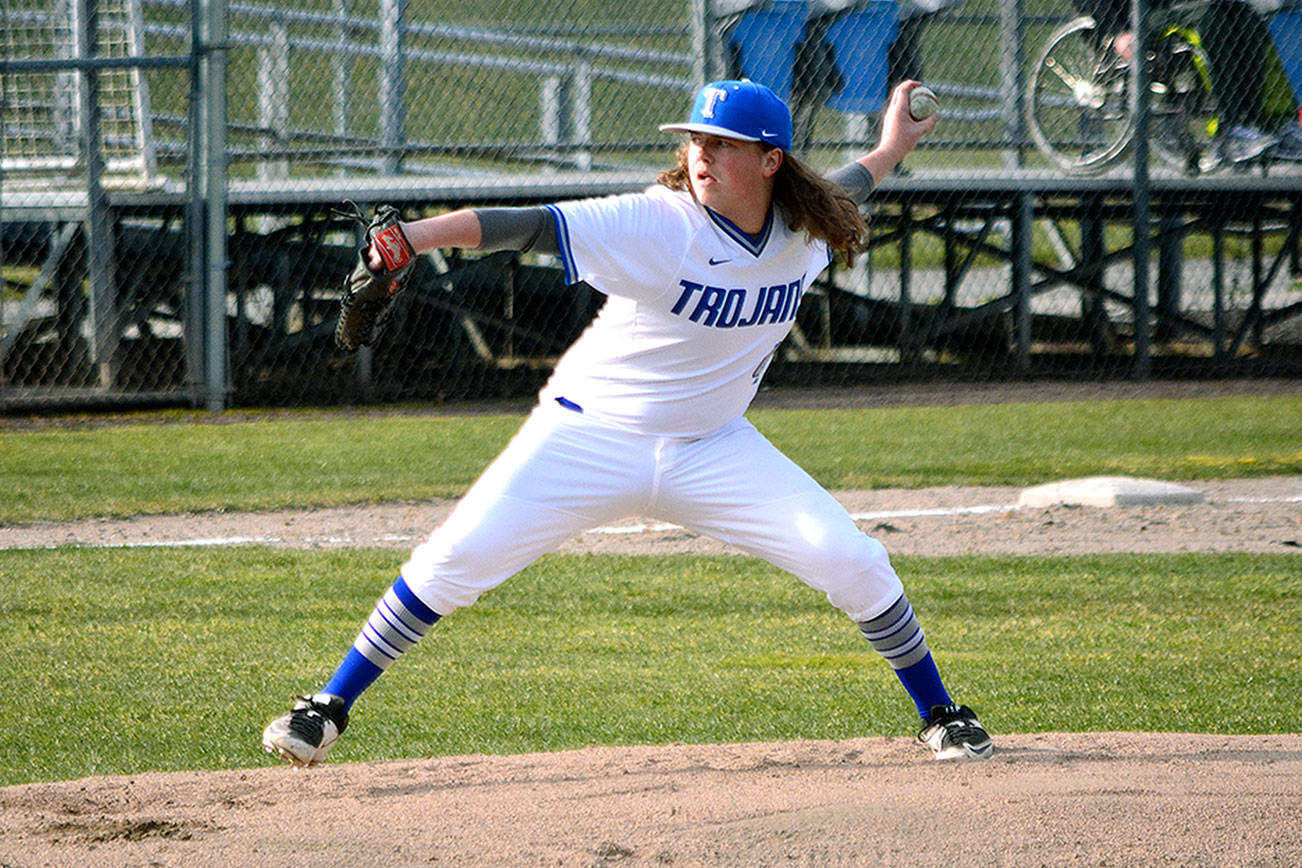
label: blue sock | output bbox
[891,652,953,720]
[320,576,440,710]
[857,594,953,719]
[320,649,384,709]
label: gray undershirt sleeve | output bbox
[824,162,876,206]
[474,207,560,255]
[472,170,870,253]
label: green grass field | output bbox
[1,394,1299,787]
[3,394,1299,523]
[1,548,1297,787]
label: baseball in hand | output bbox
[908,86,939,121]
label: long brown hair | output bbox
[657,143,867,264]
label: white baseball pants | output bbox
[402,401,904,622]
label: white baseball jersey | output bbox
[540,185,832,438]
[403,184,905,622]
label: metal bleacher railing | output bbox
[1,0,160,183]
[7,0,1056,187]
[7,0,1302,186]
[5,0,1136,190]
[137,0,702,180]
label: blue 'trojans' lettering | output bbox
[670,278,804,328]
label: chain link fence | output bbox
[3,0,1301,411]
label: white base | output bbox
[1018,476,1205,508]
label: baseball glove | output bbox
[334,202,416,352]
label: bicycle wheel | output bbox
[1148,26,1221,175]
[1027,17,1134,176]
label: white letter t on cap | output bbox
[701,87,728,119]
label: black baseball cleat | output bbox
[262,694,349,768]
[918,703,993,760]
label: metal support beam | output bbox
[1211,218,1226,361]
[379,0,408,175]
[1080,205,1109,357]
[1156,215,1182,343]
[0,56,190,73]
[898,205,916,365]
[1011,192,1033,372]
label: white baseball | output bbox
[908,86,939,121]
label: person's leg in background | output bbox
[888,11,932,86]
[883,9,937,173]
[1266,7,1302,160]
[1202,0,1279,163]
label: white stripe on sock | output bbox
[859,596,931,670]
[353,587,437,670]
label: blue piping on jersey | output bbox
[706,206,773,258]
[554,396,584,413]
[544,204,579,284]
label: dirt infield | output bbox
[4,476,1299,556]
[3,380,1299,867]
[3,734,1300,867]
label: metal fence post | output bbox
[998,0,1025,167]
[542,64,592,170]
[185,0,204,404]
[333,0,354,176]
[379,0,407,174]
[77,0,120,388]
[55,0,80,156]
[200,0,229,411]
[1129,0,1152,379]
[541,75,568,168]
[691,0,717,86]
[572,59,593,170]
[257,13,290,182]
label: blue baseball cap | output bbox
[659,79,793,152]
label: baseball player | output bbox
[263,79,992,767]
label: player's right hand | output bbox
[882,81,938,154]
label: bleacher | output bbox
[2,0,1300,410]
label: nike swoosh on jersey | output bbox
[708,257,733,265]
